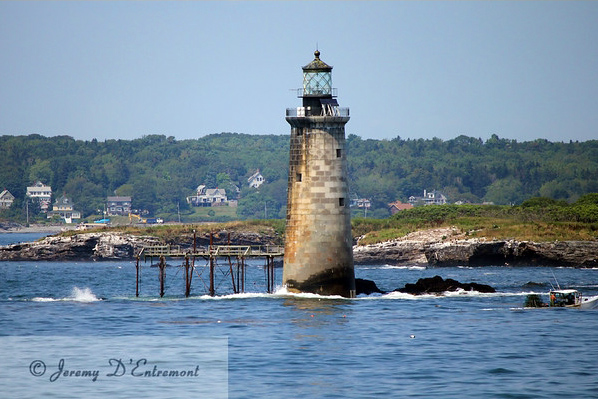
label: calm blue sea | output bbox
[1,233,598,398]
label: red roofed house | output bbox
[388,200,414,215]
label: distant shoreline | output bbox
[1,226,596,266]
[0,224,75,234]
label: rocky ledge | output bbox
[353,227,598,267]
[396,275,495,295]
[2,227,597,266]
[0,232,162,261]
[355,276,495,295]
[0,229,282,261]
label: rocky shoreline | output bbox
[353,227,598,267]
[0,232,161,261]
[0,229,281,261]
[1,227,597,266]
[0,222,75,234]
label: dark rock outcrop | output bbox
[396,275,496,295]
[0,229,281,261]
[0,222,22,231]
[353,241,427,265]
[354,237,598,267]
[2,227,597,266]
[355,278,385,295]
[522,281,548,288]
[425,240,598,267]
[161,230,281,248]
[0,232,161,261]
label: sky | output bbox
[1,1,597,143]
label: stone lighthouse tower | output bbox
[283,50,355,298]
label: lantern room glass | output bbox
[303,71,332,96]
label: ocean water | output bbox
[1,233,598,398]
[0,232,50,246]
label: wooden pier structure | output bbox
[135,233,283,297]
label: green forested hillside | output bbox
[347,134,598,210]
[1,133,597,222]
[353,195,598,244]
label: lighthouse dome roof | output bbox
[302,50,332,71]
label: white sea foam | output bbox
[31,297,57,302]
[197,286,351,300]
[31,287,101,302]
[70,287,101,302]
[586,283,598,289]
[197,292,274,300]
[384,265,427,270]
[189,287,540,301]
[378,289,538,300]
[358,265,426,270]
[273,286,348,300]
[510,291,549,296]
[116,286,549,302]
[442,289,503,298]
[380,291,425,300]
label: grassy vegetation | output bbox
[355,218,598,245]
[353,195,598,245]
[61,195,598,246]
[62,219,286,243]
[159,205,238,223]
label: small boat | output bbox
[549,289,598,309]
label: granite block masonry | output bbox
[283,50,356,298]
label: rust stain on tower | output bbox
[283,50,356,298]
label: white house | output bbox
[247,170,265,188]
[350,198,371,209]
[408,190,448,206]
[26,181,52,212]
[48,195,81,223]
[349,193,371,209]
[106,196,132,216]
[187,185,228,207]
[0,189,15,209]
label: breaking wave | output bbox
[31,287,101,302]
[359,265,426,270]
[70,287,101,302]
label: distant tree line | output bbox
[386,194,598,225]
[347,134,598,212]
[1,133,597,222]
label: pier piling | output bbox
[135,234,283,297]
[159,256,166,297]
